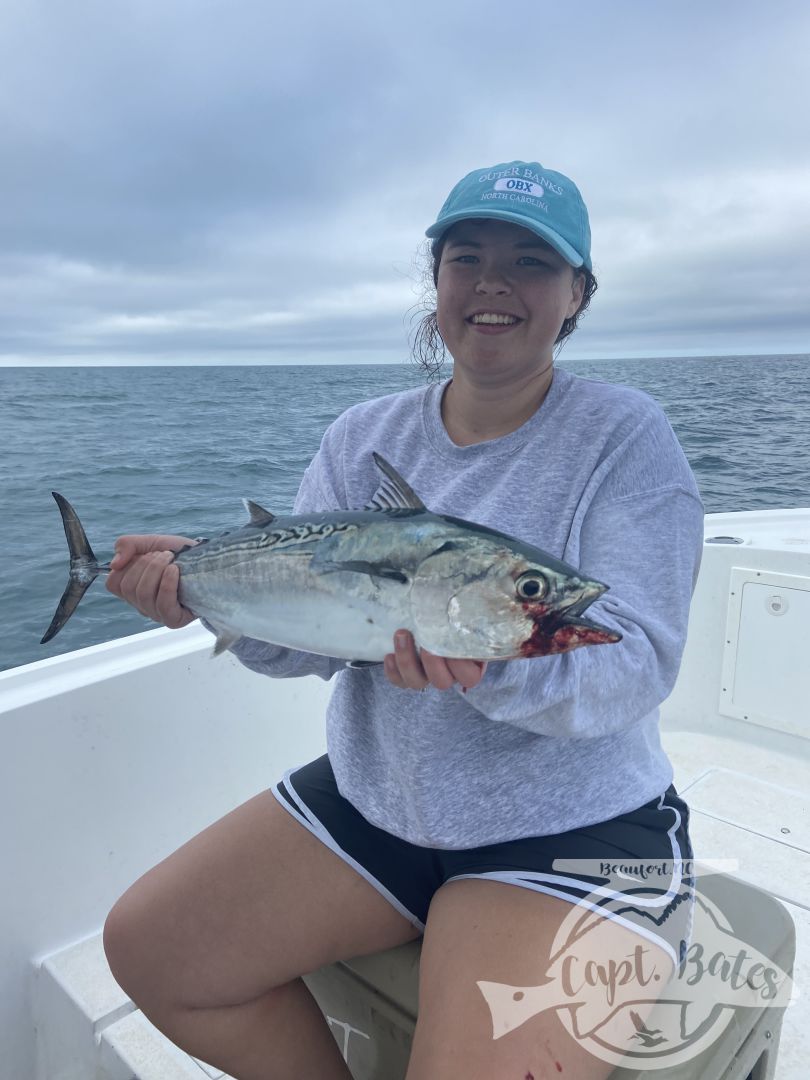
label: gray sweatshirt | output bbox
[220,366,705,848]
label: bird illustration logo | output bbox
[628,1010,667,1048]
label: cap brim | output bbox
[425,208,587,269]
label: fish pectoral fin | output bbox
[318,559,408,584]
[211,628,243,656]
[242,499,276,527]
[346,659,383,668]
[364,452,427,512]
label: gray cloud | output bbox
[1,0,808,364]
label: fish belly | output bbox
[229,593,403,660]
[180,561,410,661]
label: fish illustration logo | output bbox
[476,876,796,1070]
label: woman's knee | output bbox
[103,883,169,1007]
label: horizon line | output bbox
[1,350,809,369]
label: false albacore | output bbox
[42,453,621,662]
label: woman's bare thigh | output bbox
[406,879,674,1080]
[103,789,422,1011]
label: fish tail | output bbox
[41,493,108,644]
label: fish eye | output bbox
[515,572,549,600]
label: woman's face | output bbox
[435,219,585,380]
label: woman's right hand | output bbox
[106,535,198,628]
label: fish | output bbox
[41,452,622,662]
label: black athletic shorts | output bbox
[272,753,695,968]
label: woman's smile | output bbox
[467,310,524,334]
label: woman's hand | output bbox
[383,629,487,692]
[106,534,198,628]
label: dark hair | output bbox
[409,233,598,378]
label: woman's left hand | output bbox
[384,629,487,692]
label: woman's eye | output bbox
[517,256,550,267]
[453,254,478,264]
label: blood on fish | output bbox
[520,608,620,657]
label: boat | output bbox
[1,505,808,1079]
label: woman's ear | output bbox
[567,271,586,317]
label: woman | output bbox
[103,160,704,1079]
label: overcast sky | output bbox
[1,0,808,365]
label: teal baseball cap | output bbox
[425,160,592,271]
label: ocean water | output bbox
[1,355,808,673]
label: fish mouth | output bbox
[557,584,606,619]
[558,612,621,639]
[521,583,622,656]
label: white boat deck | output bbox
[1,506,808,1079]
[663,731,808,1079]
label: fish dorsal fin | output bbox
[364,452,426,512]
[242,498,276,527]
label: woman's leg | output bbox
[405,878,674,1080]
[103,790,422,1080]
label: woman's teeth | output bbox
[470,313,519,325]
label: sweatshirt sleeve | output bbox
[204,415,350,682]
[457,421,705,738]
